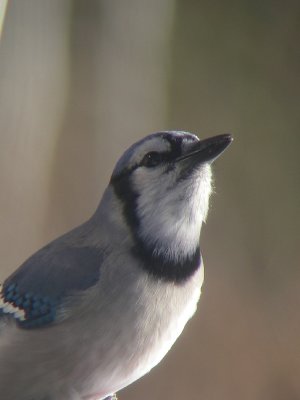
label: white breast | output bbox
[80,260,205,399]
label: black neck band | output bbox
[111,173,201,284]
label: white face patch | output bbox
[132,162,212,262]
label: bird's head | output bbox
[108,131,232,281]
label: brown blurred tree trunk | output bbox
[0,0,71,277]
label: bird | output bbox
[0,130,232,400]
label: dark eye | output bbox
[141,151,162,168]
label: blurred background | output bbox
[0,1,299,399]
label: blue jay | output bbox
[0,131,232,400]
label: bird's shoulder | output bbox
[0,230,104,329]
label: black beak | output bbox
[176,133,233,164]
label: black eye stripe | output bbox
[141,151,177,168]
[141,151,162,167]
[165,134,183,159]
[141,136,183,168]
[111,135,185,181]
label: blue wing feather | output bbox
[0,243,103,329]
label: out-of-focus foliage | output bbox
[0,1,299,399]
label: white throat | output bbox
[135,165,212,262]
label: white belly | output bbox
[81,265,204,399]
